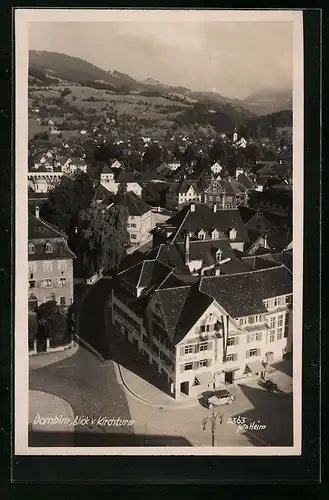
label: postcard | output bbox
[15,8,303,456]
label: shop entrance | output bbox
[224,371,234,384]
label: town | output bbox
[28,51,293,448]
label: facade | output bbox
[28,208,76,312]
[28,171,63,193]
[204,178,247,209]
[61,157,88,174]
[122,191,154,246]
[210,162,223,176]
[166,178,202,209]
[100,165,142,197]
[111,260,292,400]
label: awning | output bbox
[195,371,213,385]
[245,360,265,374]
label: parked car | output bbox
[203,389,235,409]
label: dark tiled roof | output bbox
[175,285,214,344]
[238,205,258,225]
[165,204,248,243]
[199,265,292,317]
[117,170,141,184]
[119,259,172,295]
[153,286,191,342]
[28,213,66,240]
[122,191,152,217]
[157,273,187,289]
[94,183,111,201]
[241,256,282,270]
[28,240,76,261]
[169,178,200,195]
[238,174,255,190]
[101,164,114,174]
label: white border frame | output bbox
[15,8,303,456]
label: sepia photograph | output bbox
[15,9,303,455]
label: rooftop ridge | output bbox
[199,264,287,280]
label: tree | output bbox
[182,144,198,166]
[197,171,210,191]
[61,87,72,97]
[36,300,67,340]
[40,171,95,232]
[79,202,129,276]
[116,182,127,204]
[142,143,163,169]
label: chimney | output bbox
[213,203,217,213]
[190,203,195,212]
[264,232,268,249]
[35,205,40,219]
[184,231,190,266]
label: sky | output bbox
[28,20,294,99]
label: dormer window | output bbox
[28,242,36,255]
[45,241,54,253]
[229,228,237,240]
[211,229,219,240]
[197,230,206,240]
[216,249,223,262]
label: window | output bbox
[270,317,276,329]
[264,300,270,309]
[278,315,284,327]
[184,363,193,371]
[198,359,208,368]
[227,337,236,346]
[28,242,36,255]
[229,228,237,240]
[130,223,137,228]
[43,278,52,288]
[29,280,36,289]
[58,260,67,272]
[277,328,283,340]
[248,316,255,324]
[286,295,292,304]
[216,249,222,262]
[248,348,258,357]
[278,297,285,306]
[184,345,194,355]
[42,261,52,273]
[45,242,54,253]
[198,232,205,240]
[201,324,212,333]
[226,353,237,362]
[131,234,137,240]
[247,332,262,343]
[199,341,208,352]
[130,216,135,220]
[269,330,275,342]
[28,262,37,275]
[60,297,66,306]
[58,277,67,287]
[239,318,245,326]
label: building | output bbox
[122,191,154,246]
[28,208,76,311]
[204,178,248,209]
[111,260,292,399]
[152,202,248,252]
[166,178,202,209]
[100,166,142,197]
[28,170,63,193]
[61,157,88,174]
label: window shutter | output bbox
[180,347,184,357]
[257,348,261,356]
[234,353,238,362]
[207,341,213,351]
[193,362,198,370]
[235,336,239,345]
[207,359,212,367]
[195,344,199,353]
[246,350,249,358]
[180,364,185,373]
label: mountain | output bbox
[29,50,242,106]
[241,88,293,115]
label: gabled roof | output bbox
[199,265,292,318]
[164,204,248,243]
[238,205,259,225]
[118,259,172,295]
[169,178,200,195]
[28,213,66,240]
[122,191,152,217]
[101,164,114,174]
[152,285,191,342]
[117,170,141,184]
[238,173,255,190]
